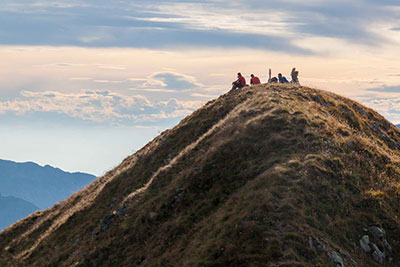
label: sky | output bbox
[0,0,400,175]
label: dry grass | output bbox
[0,84,399,266]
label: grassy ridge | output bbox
[0,84,399,266]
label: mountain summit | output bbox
[0,84,399,266]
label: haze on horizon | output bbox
[1,0,400,175]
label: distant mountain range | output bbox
[0,194,39,230]
[0,159,95,231]
[0,159,96,209]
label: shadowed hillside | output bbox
[0,84,399,266]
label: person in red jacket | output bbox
[250,74,261,86]
[231,72,246,91]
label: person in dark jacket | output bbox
[231,72,246,90]
[278,73,289,83]
[270,77,278,83]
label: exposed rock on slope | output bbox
[0,84,399,266]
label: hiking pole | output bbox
[268,69,272,83]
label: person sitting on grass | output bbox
[278,73,289,84]
[270,77,278,83]
[231,72,246,91]
[250,74,261,86]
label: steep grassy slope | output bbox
[0,84,399,266]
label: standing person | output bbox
[250,74,261,86]
[291,68,300,84]
[231,72,246,91]
[278,73,289,84]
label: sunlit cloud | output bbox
[360,97,400,124]
[139,3,299,37]
[190,93,219,98]
[130,88,178,93]
[146,71,204,89]
[127,71,204,94]
[0,89,203,125]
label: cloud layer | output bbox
[1,0,399,53]
[361,96,400,124]
[0,89,203,126]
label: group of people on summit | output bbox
[231,68,300,91]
